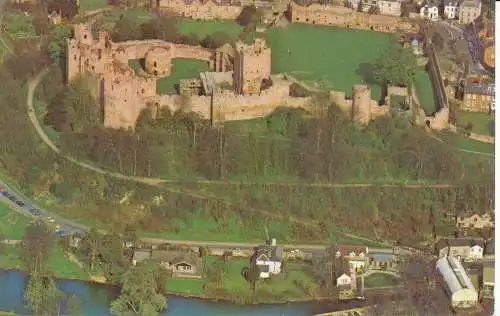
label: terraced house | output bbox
[458,0,482,25]
[377,0,402,16]
[461,82,495,113]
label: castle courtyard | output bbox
[91,11,435,104]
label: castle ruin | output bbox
[67,23,396,130]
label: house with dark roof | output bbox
[435,237,485,260]
[132,249,204,278]
[250,239,283,279]
[327,245,369,273]
[461,82,495,113]
[331,257,353,289]
[443,0,459,20]
[456,212,494,230]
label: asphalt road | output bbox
[0,177,416,256]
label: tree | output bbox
[373,46,417,87]
[368,5,380,14]
[48,0,78,19]
[431,32,445,53]
[47,24,73,63]
[111,15,142,42]
[21,222,54,274]
[111,262,167,316]
[24,274,63,316]
[236,5,259,27]
[79,227,102,272]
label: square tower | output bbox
[233,38,271,95]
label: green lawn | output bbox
[79,0,108,12]
[0,203,30,240]
[364,272,401,288]
[167,278,205,295]
[0,244,89,281]
[156,59,210,95]
[0,245,24,271]
[457,111,494,136]
[177,18,243,40]
[47,245,89,280]
[128,59,146,75]
[207,257,317,302]
[414,69,436,115]
[260,24,397,100]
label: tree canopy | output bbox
[373,46,417,87]
[111,262,167,316]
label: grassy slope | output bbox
[457,111,494,136]
[0,203,30,239]
[79,0,108,12]
[414,69,436,115]
[0,205,88,280]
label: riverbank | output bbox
[0,247,324,305]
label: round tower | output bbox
[352,85,372,125]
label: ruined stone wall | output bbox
[152,77,311,122]
[329,87,389,123]
[289,2,405,33]
[158,0,242,20]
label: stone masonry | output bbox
[67,23,392,130]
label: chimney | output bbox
[271,238,276,246]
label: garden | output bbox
[364,272,401,288]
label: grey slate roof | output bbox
[443,0,459,6]
[253,245,284,262]
[435,237,485,250]
[464,83,495,96]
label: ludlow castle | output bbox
[67,23,402,130]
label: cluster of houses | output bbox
[434,236,495,310]
[417,0,482,24]
[341,0,482,24]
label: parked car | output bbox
[15,200,25,207]
[45,216,56,223]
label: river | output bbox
[0,270,349,316]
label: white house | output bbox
[443,0,459,19]
[420,3,439,21]
[469,241,484,260]
[251,239,283,279]
[336,273,352,287]
[377,0,402,17]
[436,257,478,309]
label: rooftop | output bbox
[464,83,495,96]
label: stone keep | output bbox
[233,38,272,95]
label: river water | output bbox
[0,270,340,316]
